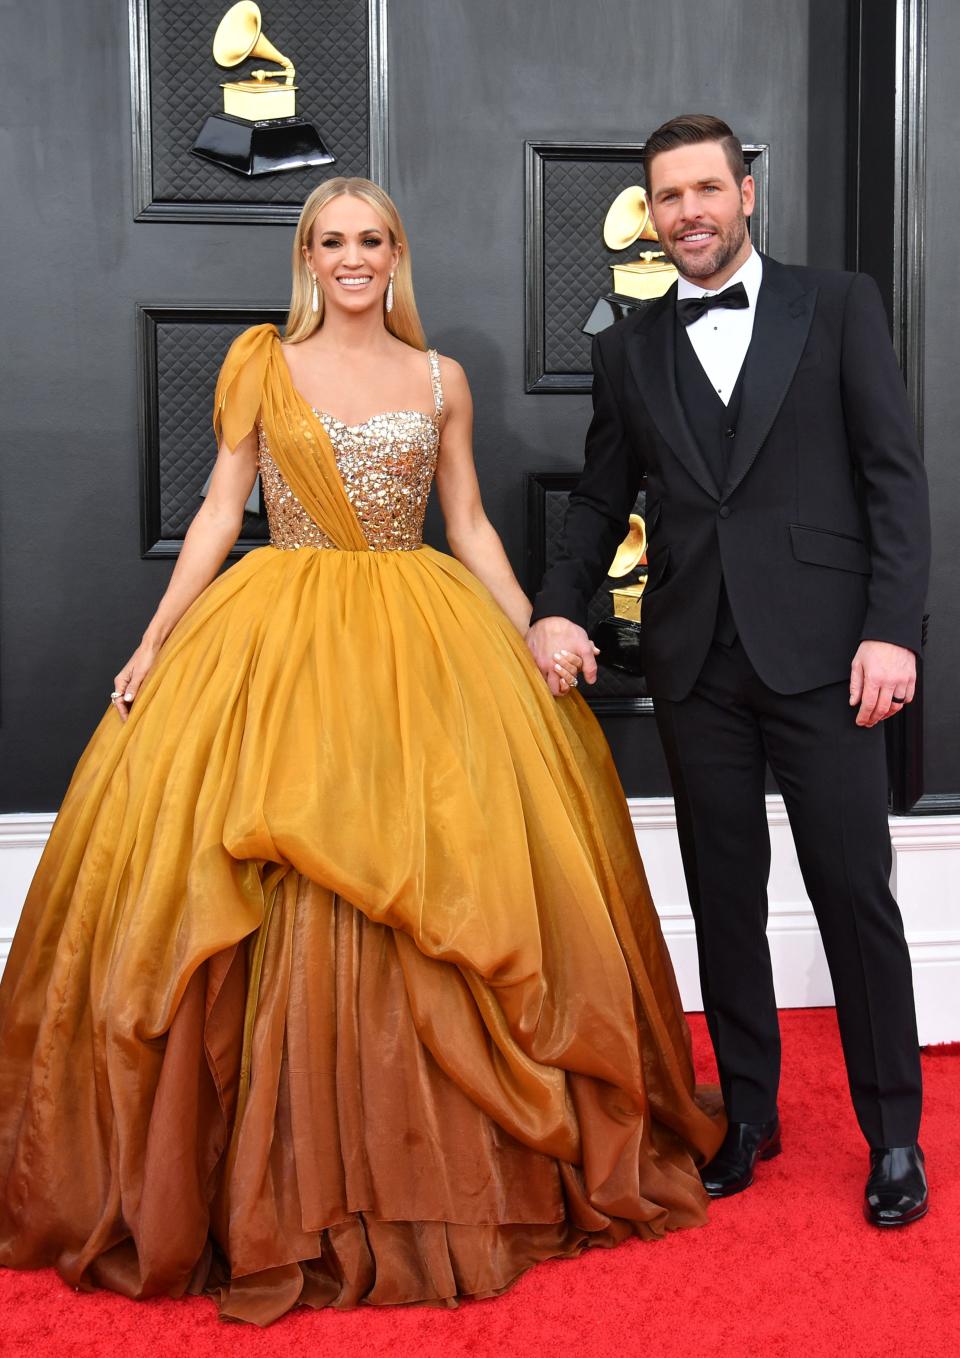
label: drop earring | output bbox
[385,272,395,314]
[311,272,319,314]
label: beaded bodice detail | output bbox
[259,349,443,552]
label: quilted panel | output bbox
[542,157,652,375]
[146,0,369,205]
[155,319,269,542]
[542,484,649,702]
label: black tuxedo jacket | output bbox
[532,255,930,700]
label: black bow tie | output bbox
[677,281,750,326]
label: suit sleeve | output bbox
[530,333,643,629]
[840,272,930,653]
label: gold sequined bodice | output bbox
[259,349,443,552]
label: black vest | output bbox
[674,320,748,644]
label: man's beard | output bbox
[658,208,748,281]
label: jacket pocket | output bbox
[789,524,871,575]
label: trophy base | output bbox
[590,615,645,677]
[582,292,658,337]
[191,113,336,178]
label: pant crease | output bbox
[834,721,889,1148]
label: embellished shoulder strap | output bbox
[428,348,443,418]
[213,323,280,451]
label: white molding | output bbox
[908,931,960,964]
[2,804,958,1042]
[890,818,960,852]
[627,796,960,1042]
[0,813,56,848]
[0,815,56,979]
[628,793,796,832]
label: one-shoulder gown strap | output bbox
[214,323,279,451]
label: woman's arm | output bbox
[433,358,533,634]
[433,358,580,694]
[112,427,259,721]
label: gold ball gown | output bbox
[0,326,724,1325]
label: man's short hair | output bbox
[643,114,747,189]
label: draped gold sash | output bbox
[214,324,369,552]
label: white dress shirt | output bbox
[676,247,763,405]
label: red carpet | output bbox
[1,1009,957,1357]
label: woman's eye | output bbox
[321,238,342,248]
[363,237,383,247]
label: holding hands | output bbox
[526,617,600,698]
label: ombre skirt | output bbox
[0,545,723,1324]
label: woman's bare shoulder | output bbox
[434,352,469,389]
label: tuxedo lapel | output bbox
[724,256,818,498]
[625,288,721,501]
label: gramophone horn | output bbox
[213,2,294,78]
[603,185,660,250]
[608,514,647,578]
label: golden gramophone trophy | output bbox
[583,185,679,336]
[589,513,649,676]
[192,2,335,177]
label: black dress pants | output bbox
[653,635,922,1148]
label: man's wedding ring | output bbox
[892,694,906,704]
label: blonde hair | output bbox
[285,177,426,349]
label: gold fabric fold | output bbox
[214,323,368,552]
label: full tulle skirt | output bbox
[0,545,723,1324]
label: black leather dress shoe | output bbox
[864,1144,928,1227]
[700,1115,781,1198]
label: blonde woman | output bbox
[0,179,723,1324]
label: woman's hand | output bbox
[111,638,161,723]
[553,648,585,697]
[526,618,600,697]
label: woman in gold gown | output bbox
[0,179,723,1325]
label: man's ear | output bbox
[740,174,756,219]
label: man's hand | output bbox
[849,641,917,727]
[526,617,600,697]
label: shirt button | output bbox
[719,505,731,519]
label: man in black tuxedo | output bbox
[527,115,930,1225]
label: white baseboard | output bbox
[2,803,959,1043]
[628,796,837,1014]
[628,796,960,1044]
[888,817,960,1045]
[0,815,54,976]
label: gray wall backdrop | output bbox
[5,0,950,814]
